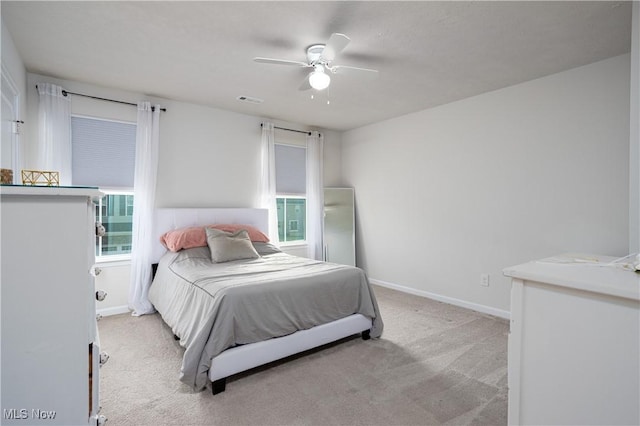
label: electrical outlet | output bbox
[480,273,490,287]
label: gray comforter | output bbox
[148,246,383,390]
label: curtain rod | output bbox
[63,90,167,112]
[261,123,319,137]
[36,85,166,112]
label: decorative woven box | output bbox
[1,168,13,184]
[21,170,60,186]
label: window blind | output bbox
[275,144,306,195]
[71,116,136,188]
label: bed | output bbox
[148,207,383,394]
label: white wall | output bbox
[22,73,341,313]
[154,99,263,208]
[154,107,342,208]
[630,2,639,254]
[321,129,343,187]
[341,54,630,315]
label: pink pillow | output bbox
[160,226,206,252]
[160,224,269,252]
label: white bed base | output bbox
[151,207,373,394]
[209,314,371,387]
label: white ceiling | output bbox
[2,1,632,131]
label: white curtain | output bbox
[306,131,324,260]
[37,83,72,185]
[260,122,280,244]
[129,102,161,316]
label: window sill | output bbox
[278,242,308,248]
[95,257,131,267]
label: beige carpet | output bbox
[98,285,508,426]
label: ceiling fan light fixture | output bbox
[309,67,330,90]
[253,33,376,93]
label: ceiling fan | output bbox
[254,33,378,91]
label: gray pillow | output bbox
[205,227,260,263]
[252,242,282,256]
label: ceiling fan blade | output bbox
[253,57,310,67]
[298,73,312,91]
[320,33,350,62]
[332,65,379,77]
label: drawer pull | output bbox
[95,222,106,237]
[99,351,110,366]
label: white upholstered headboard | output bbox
[151,208,269,263]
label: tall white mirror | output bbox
[323,187,355,266]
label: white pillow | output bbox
[205,227,260,263]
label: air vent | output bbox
[236,96,263,104]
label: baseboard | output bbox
[97,305,130,317]
[96,288,510,320]
[370,278,511,320]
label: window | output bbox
[71,116,136,260]
[95,192,134,256]
[276,197,306,242]
[275,142,306,244]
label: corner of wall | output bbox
[2,18,28,172]
[1,18,26,112]
[630,1,640,253]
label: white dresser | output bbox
[503,254,640,426]
[1,186,107,425]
